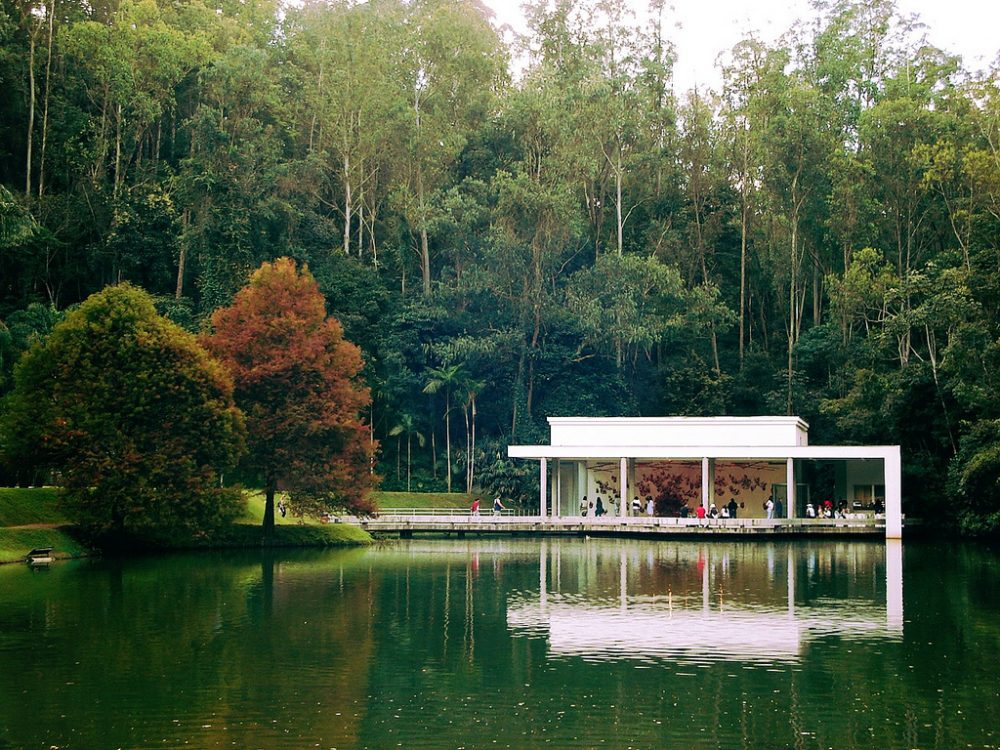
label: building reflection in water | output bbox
[508,538,903,663]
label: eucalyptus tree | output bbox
[286,0,401,262]
[394,0,506,295]
[719,37,770,367]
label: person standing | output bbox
[580,495,588,517]
[595,496,606,517]
[492,496,505,516]
[695,504,707,525]
[646,497,654,517]
[631,496,642,516]
[471,497,480,516]
[727,499,738,519]
[765,497,775,519]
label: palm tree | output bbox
[460,377,486,494]
[423,363,464,493]
[388,413,425,493]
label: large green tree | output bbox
[0,283,245,536]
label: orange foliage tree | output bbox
[204,258,375,533]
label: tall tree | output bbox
[1,284,245,536]
[204,258,374,533]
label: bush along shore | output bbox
[0,488,373,565]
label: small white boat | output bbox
[26,547,54,565]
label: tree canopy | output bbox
[204,258,375,532]
[2,0,1000,532]
[0,284,245,536]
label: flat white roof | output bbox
[546,415,811,449]
[508,445,899,460]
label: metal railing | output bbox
[375,507,521,517]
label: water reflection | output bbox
[3,539,996,750]
[506,538,902,663]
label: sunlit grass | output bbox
[0,526,88,564]
[0,487,67,526]
[373,491,475,509]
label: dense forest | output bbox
[1,0,999,532]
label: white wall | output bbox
[549,417,809,449]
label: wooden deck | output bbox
[346,514,887,539]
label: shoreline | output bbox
[0,522,373,566]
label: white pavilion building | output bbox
[508,416,902,539]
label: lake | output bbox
[1,539,998,749]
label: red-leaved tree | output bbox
[204,258,375,533]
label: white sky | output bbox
[484,0,1000,93]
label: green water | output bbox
[0,539,997,750]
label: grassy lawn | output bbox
[373,491,475,509]
[0,487,67,526]
[0,487,371,562]
[0,526,87,564]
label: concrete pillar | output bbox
[548,461,558,518]
[554,459,562,518]
[884,449,902,539]
[576,461,587,515]
[701,457,715,510]
[539,457,548,519]
[786,458,795,519]
[619,456,628,518]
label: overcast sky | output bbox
[483,0,1000,94]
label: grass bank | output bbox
[1,487,372,563]
[373,491,475,509]
[0,525,89,564]
[0,487,67,526]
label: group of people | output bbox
[805,499,848,518]
[699,499,740,520]
[468,493,869,521]
[580,495,656,517]
[470,497,506,516]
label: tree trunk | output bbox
[406,433,412,493]
[431,427,437,478]
[787,206,799,416]
[26,25,37,197]
[38,0,54,198]
[113,103,123,200]
[175,210,189,299]
[263,473,276,536]
[444,391,452,493]
[343,152,352,254]
[464,401,471,494]
[470,396,477,492]
[615,149,624,255]
[739,195,748,368]
[420,227,431,295]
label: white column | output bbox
[786,458,795,519]
[554,459,562,518]
[539,457,548,519]
[619,456,628,518]
[576,461,587,514]
[884,449,902,539]
[701,457,710,510]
